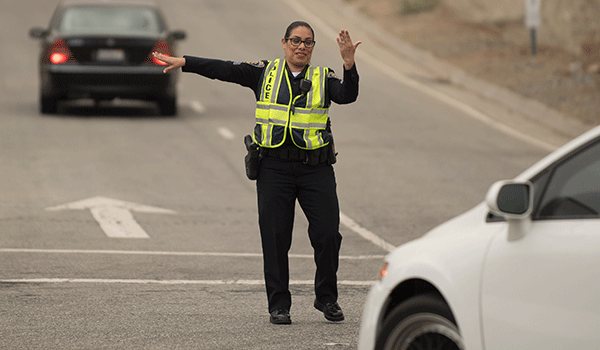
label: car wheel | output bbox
[375,294,464,350]
[40,96,58,114]
[158,96,177,116]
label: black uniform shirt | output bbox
[182,56,359,147]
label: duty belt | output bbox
[261,147,329,165]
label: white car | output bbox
[358,125,600,350]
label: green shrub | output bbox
[401,0,439,14]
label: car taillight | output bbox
[45,39,75,64]
[146,40,173,65]
[50,52,69,64]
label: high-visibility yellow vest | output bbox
[253,59,330,150]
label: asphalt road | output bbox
[0,0,568,349]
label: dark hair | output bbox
[284,21,314,39]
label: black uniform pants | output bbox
[256,156,342,313]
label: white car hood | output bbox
[422,202,488,239]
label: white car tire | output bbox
[375,294,465,350]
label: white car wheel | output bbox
[376,294,464,350]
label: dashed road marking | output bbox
[189,100,206,114]
[217,127,235,140]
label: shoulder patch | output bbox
[234,60,265,68]
[327,71,340,79]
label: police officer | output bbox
[153,21,360,325]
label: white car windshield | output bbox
[59,6,163,36]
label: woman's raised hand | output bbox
[336,30,361,70]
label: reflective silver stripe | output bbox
[291,122,327,129]
[304,129,312,149]
[265,124,273,146]
[270,61,285,104]
[301,129,325,149]
[256,104,288,112]
[318,67,325,103]
[316,131,324,147]
[293,108,328,115]
[306,66,314,109]
[257,117,287,125]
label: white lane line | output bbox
[217,127,235,140]
[0,248,385,260]
[0,278,375,286]
[340,213,396,252]
[189,100,206,114]
[282,0,556,152]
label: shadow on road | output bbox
[54,99,170,119]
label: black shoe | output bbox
[270,309,291,325]
[314,299,344,322]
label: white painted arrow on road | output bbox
[46,197,176,238]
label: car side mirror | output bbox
[486,180,533,218]
[170,30,186,41]
[29,27,48,39]
[486,180,533,241]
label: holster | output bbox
[327,136,337,165]
[244,135,260,180]
[326,118,337,165]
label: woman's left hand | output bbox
[337,30,361,70]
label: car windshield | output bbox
[58,6,163,36]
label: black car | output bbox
[29,0,186,115]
